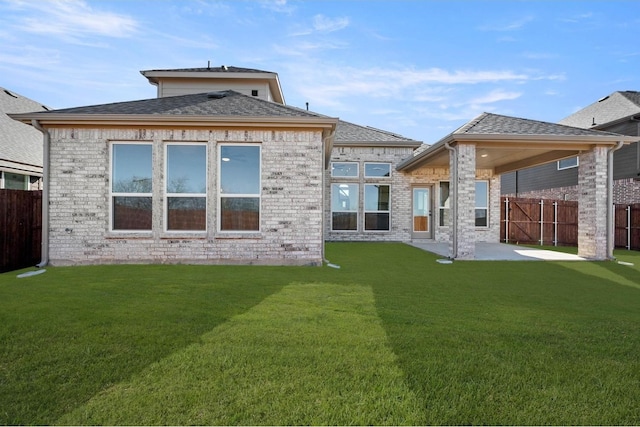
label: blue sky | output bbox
[1,0,638,143]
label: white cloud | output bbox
[312,14,349,32]
[6,0,138,39]
[479,15,535,31]
[468,90,522,105]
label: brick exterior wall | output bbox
[503,178,640,204]
[577,147,609,259]
[453,143,477,259]
[325,146,416,242]
[47,127,325,266]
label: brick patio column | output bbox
[578,146,608,259]
[451,142,476,259]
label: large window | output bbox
[436,181,487,227]
[331,183,358,231]
[219,145,261,231]
[111,143,152,231]
[364,184,390,231]
[475,181,489,227]
[166,144,206,231]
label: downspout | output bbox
[321,129,336,265]
[607,141,624,259]
[444,141,457,258]
[31,119,49,267]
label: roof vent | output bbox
[207,91,228,99]
[222,65,228,71]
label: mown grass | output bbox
[1,243,639,425]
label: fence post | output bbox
[553,201,558,246]
[539,199,544,246]
[627,205,631,250]
[505,197,510,244]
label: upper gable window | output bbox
[331,162,358,177]
[558,157,579,170]
[364,163,391,178]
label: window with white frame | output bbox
[475,180,489,227]
[364,184,390,231]
[1,171,28,190]
[438,181,450,227]
[111,143,152,231]
[166,144,207,231]
[364,163,391,178]
[331,183,358,231]
[558,157,579,170]
[331,162,358,177]
[219,144,261,231]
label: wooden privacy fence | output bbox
[501,197,640,250]
[0,189,42,272]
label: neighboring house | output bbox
[0,87,48,190]
[10,66,637,264]
[502,91,640,203]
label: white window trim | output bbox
[217,143,262,233]
[164,143,207,233]
[364,183,391,232]
[475,180,489,228]
[558,157,579,170]
[364,162,391,178]
[331,183,359,232]
[109,141,153,233]
[331,162,359,178]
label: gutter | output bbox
[444,141,457,259]
[607,141,624,259]
[31,120,49,267]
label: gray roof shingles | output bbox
[335,120,420,144]
[456,112,623,138]
[24,90,328,118]
[559,91,640,129]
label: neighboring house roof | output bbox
[0,87,48,175]
[559,91,640,129]
[334,120,422,148]
[397,112,638,174]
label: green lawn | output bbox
[1,243,639,425]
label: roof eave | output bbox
[9,113,338,129]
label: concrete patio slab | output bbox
[409,241,586,261]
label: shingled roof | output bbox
[334,120,422,147]
[559,91,640,129]
[141,66,274,74]
[456,112,624,138]
[14,90,325,119]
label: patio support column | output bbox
[451,142,476,259]
[578,146,608,259]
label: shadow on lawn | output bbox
[0,264,287,425]
[359,243,640,425]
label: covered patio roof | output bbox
[397,113,638,174]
